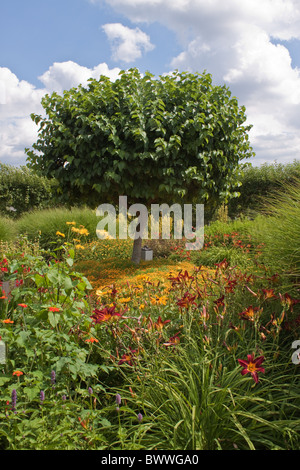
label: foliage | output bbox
[249,177,300,290]
[0,217,17,242]
[228,160,300,219]
[0,163,57,218]
[16,206,99,250]
[1,181,300,449]
[26,68,254,214]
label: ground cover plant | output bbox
[0,205,299,450]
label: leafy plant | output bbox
[0,163,57,218]
[26,68,254,263]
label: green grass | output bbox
[0,216,17,242]
[249,178,300,290]
[16,206,100,249]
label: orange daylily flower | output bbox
[85,337,99,343]
[18,303,28,308]
[2,319,14,324]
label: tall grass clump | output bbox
[16,206,100,249]
[0,217,17,242]
[252,177,300,290]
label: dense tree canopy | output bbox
[26,68,254,262]
[26,69,254,206]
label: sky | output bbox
[1,0,300,168]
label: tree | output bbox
[26,68,254,263]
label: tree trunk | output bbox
[131,236,142,264]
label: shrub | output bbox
[0,163,57,218]
[228,160,300,219]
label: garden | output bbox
[0,162,300,450]
[0,69,300,451]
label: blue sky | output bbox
[1,0,300,167]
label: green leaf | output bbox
[24,386,40,401]
[48,311,59,328]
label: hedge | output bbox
[0,163,58,218]
[228,160,300,218]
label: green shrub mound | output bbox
[0,163,57,218]
[228,160,300,219]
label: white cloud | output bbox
[91,0,300,164]
[0,62,121,166]
[102,23,155,63]
[38,61,121,94]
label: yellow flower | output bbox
[56,231,65,238]
[66,221,76,225]
[150,295,168,306]
[139,304,145,310]
[119,297,131,303]
[75,244,85,250]
[79,228,89,236]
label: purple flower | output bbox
[116,393,121,406]
[40,390,45,404]
[137,413,143,423]
[88,387,93,395]
[11,389,17,411]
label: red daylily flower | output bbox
[176,292,197,309]
[239,305,262,321]
[238,354,265,384]
[214,295,225,309]
[225,280,237,293]
[279,293,300,312]
[118,347,137,366]
[154,316,171,331]
[18,303,28,308]
[215,259,229,270]
[163,333,180,347]
[168,270,194,287]
[262,288,277,300]
[90,305,124,323]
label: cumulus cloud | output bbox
[38,61,121,94]
[90,0,300,164]
[0,62,121,166]
[102,23,155,63]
